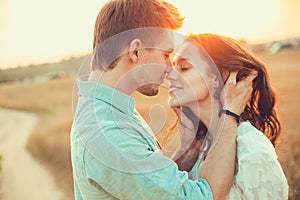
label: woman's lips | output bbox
[169,85,182,94]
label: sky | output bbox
[0,0,299,69]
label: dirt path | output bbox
[0,109,63,200]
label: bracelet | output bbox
[218,109,242,124]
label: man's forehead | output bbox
[154,31,174,51]
[131,28,174,51]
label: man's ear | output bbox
[128,39,142,63]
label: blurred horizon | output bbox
[0,0,300,69]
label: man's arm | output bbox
[165,106,201,171]
[173,137,203,172]
[82,124,214,199]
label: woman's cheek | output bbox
[188,76,210,102]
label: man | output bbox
[71,0,253,199]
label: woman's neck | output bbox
[187,99,222,130]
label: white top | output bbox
[189,121,289,200]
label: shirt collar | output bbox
[77,75,135,116]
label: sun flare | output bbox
[0,0,299,68]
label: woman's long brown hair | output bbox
[163,33,281,147]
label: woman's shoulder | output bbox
[237,121,263,137]
[237,121,271,143]
[236,121,277,158]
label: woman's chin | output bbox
[168,97,182,108]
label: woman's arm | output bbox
[198,72,256,200]
[199,117,237,200]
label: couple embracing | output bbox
[71,0,288,199]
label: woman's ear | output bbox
[210,73,220,89]
[128,39,141,63]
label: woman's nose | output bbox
[166,69,178,81]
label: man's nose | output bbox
[165,59,172,73]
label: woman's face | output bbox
[167,41,216,107]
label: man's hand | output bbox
[171,106,196,151]
[170,106,203,171]
[221,71,258,115]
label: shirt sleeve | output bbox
[82,123,213,200]
[230,122,289,200]
[73,178,84,200]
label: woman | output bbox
[164,33,289,199]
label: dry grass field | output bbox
[0,47,299,199]
[0,77,75,199]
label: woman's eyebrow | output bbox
[172,56,194,67]
[176,57,192,63]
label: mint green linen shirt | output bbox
[71,76,213,200]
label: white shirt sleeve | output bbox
[227,122,289,200]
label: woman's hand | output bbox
[221,71,258,115]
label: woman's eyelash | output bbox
[180,64,189,70]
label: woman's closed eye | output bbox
[178,62,190,72]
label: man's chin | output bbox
[138,89,159,96]
[136,85,159,96]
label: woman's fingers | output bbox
[238,70,258,87]
[221,70,258,115]
[226,71,238,85]
[171,106,196,131]
[246,70,258,82]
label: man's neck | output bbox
[89,69,135,96]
